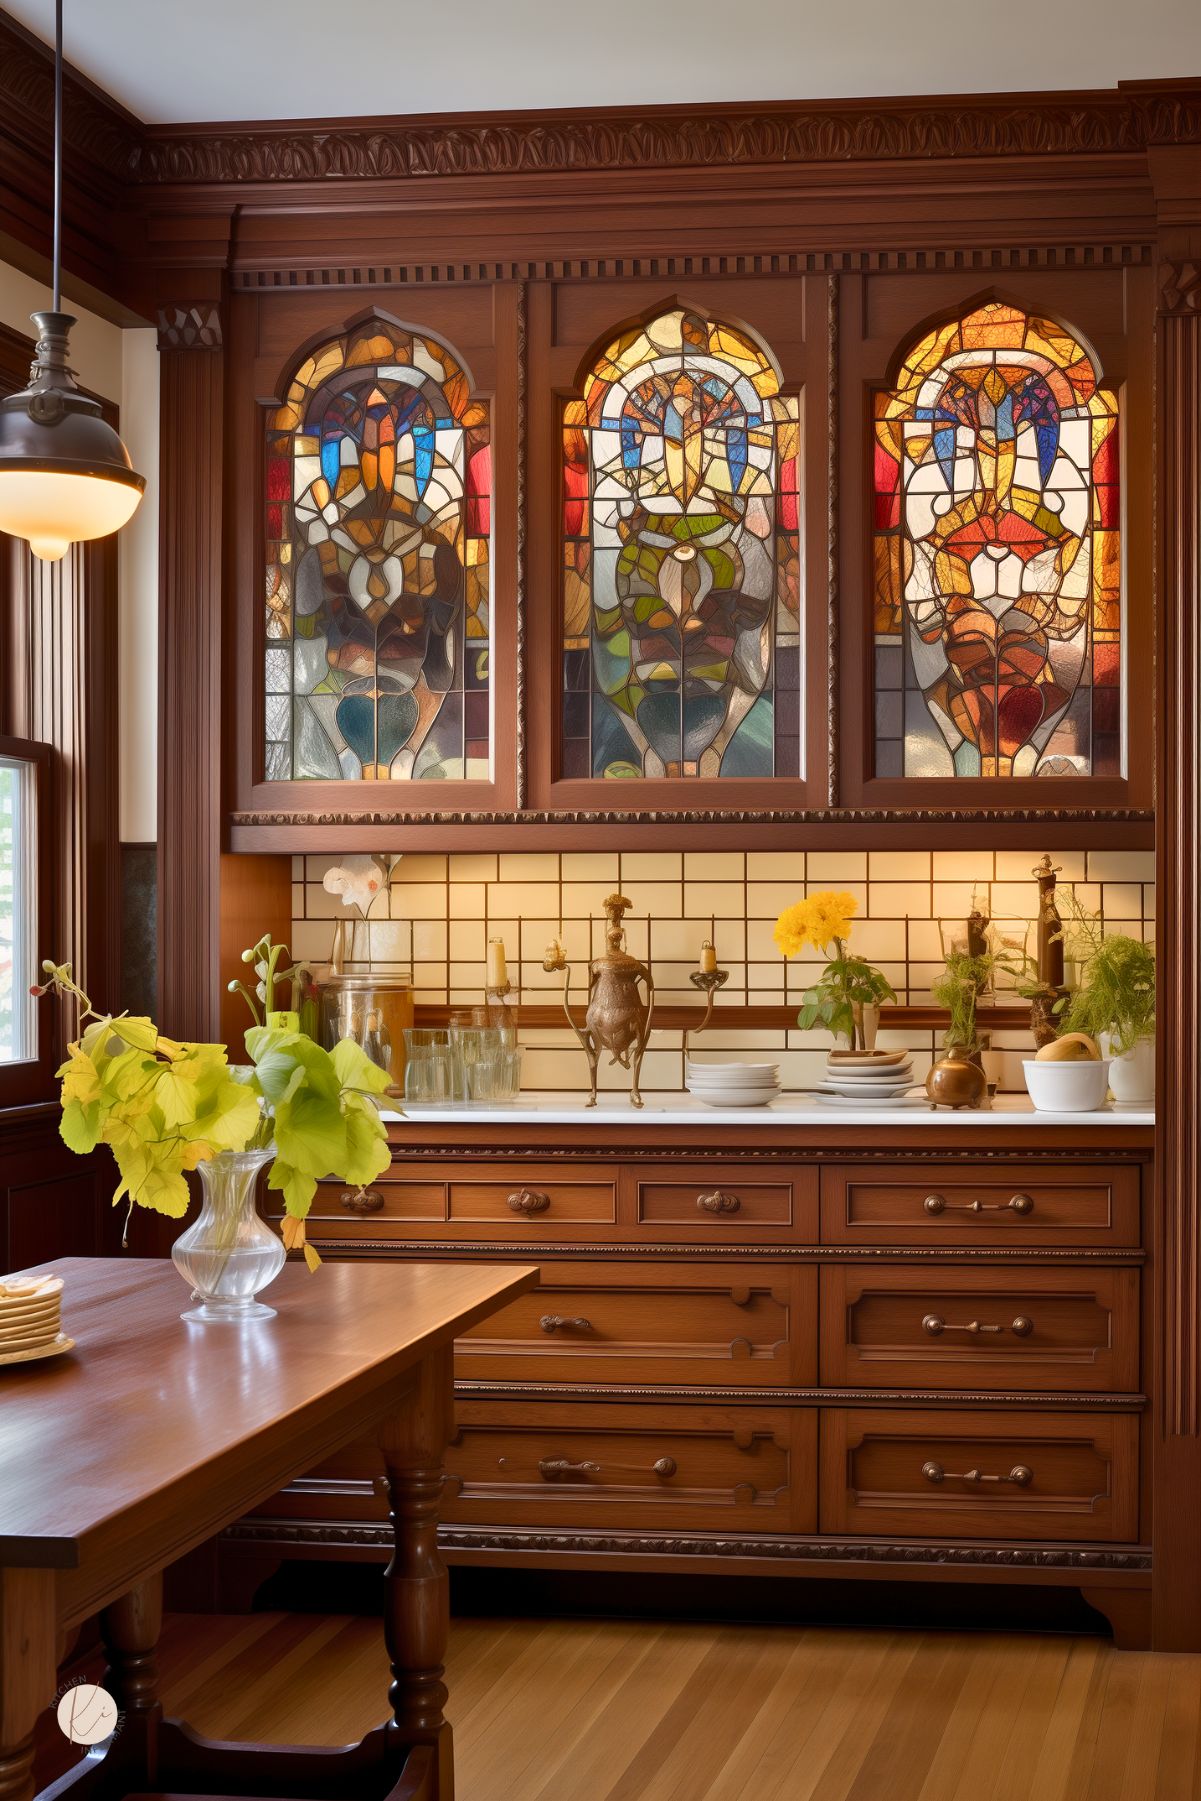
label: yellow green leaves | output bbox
[246,1023,390,1225]
[47,952,390,1248]
[54,1007,263,1218]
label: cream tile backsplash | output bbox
[291,848,1155,1094]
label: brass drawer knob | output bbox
[539,1314,593,1334]
[697,1190,741,1214]
[922,1314,1034,1338]
[923,1193,1035,1217]
[922,1460,1034,1488]
[341,1187,384,1215]
[508,1188,551,1214]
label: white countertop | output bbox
[383,1092,1154,1128]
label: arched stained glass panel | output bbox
[562,307,802,780]
[265,320,491,782]
[873,301,1121,779]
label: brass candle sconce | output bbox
[684,924,729,1060]
[543,893,655,1107]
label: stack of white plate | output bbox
[0,1274,72,1365]
[686,1060,780,1109]
[818,1049,921,1108]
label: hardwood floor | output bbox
[146,1611,1201,1800]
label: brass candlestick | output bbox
[543,894,655,1107]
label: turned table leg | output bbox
[101,1573,163,1783]
[0,1568,56,1801]
[379,1343,454,1801]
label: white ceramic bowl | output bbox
[1022,1057,1111,1113]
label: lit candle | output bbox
[487,938,508,989]
[700,939,718,975]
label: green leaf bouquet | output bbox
[36,936,392,1269]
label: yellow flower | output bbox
[774,890,859,958]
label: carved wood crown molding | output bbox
[0,16,139,191]
[129,91,1201,187]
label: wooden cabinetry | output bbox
[235,1113,1158,1645]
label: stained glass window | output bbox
[562,307,801,780]
[873,301,1120,779]
[265,320,490,782]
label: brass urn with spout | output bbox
[543,894,655,1107]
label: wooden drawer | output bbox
[629,1163,818,1240]
[820,1266,1139,1393]
[443,1400,816,1533]
[455,1261,817,1388]
[820,1407,1138,1542]
[271,1177,446,1228]
[448,1172,616,1226]
[821,1161,1141,1246]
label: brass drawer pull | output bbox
[535,1455,678,1480]
[697,1190,741,1214]
[507,1188,551,1214]
[341,1187,384,1215]
[539,1314,593,1334]
[922,1460,1033,1488]
[922,1314,1034,1338]
[923,1193,1035,1217]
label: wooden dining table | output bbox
[0,1255,537,1801]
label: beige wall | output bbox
[0,259,159,841]
[292,848,1156,1094]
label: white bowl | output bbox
[1022,1057,1111,1113]
[688,1087,779,1109]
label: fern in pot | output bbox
[1057,904,1156,1105]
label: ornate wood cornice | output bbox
[0,14,139,191]
[130,90,1201,188]
[226,244,1155,293]
[221,1517,1152,1574]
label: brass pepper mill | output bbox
[543,893,655,1108]
[1029,853,1069,1047]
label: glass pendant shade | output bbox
[0,312,145,563]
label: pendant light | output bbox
[0,0,144,562]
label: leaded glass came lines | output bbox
[562,307,802,780]
[265,320,491,782]
[873,301,1121,780]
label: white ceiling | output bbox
[4,0,1200,126]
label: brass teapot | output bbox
[543,894,655,1107]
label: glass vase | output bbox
[171,1146,285,1323]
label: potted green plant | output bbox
[35,937,392,1322]
[1056,903,1156,1105]
[927,950,992,1108]
[774,890,897,1052]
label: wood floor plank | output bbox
[1018,1639,1104,1801]
[1153,1659,1201,1800]
[141,1611,1201,1801]
[523,1625,712,1801]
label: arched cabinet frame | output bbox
[228,285,521,820]
[525,276,831,817]
[838,270,1154,814]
